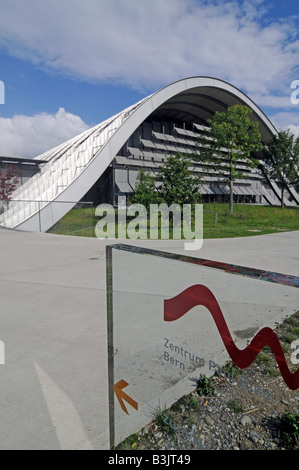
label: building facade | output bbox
[0,77,298,232]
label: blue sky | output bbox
[0,0,298,158]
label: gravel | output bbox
[134,360,299,451]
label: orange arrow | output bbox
[113,379,138,415]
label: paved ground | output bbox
[0,228,298,449]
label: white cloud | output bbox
[0,0,298,148]
[269,111,299,138]
[287,125,299,139]
[249,93,295,109]
[0,108,89,158]
[0,0,297,96]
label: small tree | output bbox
[157,153,201,205]
[129,154,201,235]
[262,130,299,208]
[130,153,201,208]
[129,169,161,211]
[0,165,21,210]
[195,104,263,212]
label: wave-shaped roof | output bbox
[0,77,277,232]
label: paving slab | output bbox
[0,228,298,449]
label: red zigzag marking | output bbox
[164,284,299,391]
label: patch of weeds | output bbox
[183,414,196,427]
[155,408,175,436]
[228,400,243,413]
[196,374,215,396]
[279,411,299,449]
[284,317,297,326]
[170,402,181,413]
[284,312,299,327]
[118,433,139,450]
[265,367,281,377]
[180,394,200,412]
[221,360,241,378]
[282,333,298,344]
[280,342,289,354]
[289,326,299,336]
[254,351,271,365]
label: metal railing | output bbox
[0,199,95,234]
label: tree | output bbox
[195,104,262,212]
[0,165,21,210]
[157,153,201,205]
[262,130,299,208]
[130,153,201,208]
[129,154,201,237]
[129,169,161,211]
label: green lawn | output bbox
[47,203,299,239]
[47,207,96,237]
[202,203,299,238]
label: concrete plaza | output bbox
[0,227,298,449]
